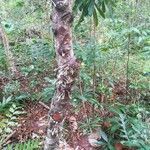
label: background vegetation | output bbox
[0,0,150,149]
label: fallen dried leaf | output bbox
[115,142,123,150]
[69,116,78,132]
[102,121,111,128]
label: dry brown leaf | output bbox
[59,141,74,150]
[69,116,78,132]
[115,142,123,150]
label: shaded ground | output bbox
[0,76,135,150]
[12,101,49,142]
[11,101,96,149]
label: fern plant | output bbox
[0,96,12,112]
[0,103,25,148]
[5,139,40,150]
[0,103,24,133]
[107,103,150,149]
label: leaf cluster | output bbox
[74,0,116,26]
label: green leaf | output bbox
[102,1,106,12]
[96,141,105,145]
[11,116,17,120]
[5,127,12,133]
[88,0,95,16]
[13,110,24,115]
[9,107,15,113]
[100,129,108,142]
[7,121,17,126]
[93,8,99,26]
[95,4,105,18]
[131,27,140,34]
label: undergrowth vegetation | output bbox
[0,0,149,149]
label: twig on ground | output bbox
[39,101,50,110]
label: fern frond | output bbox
[0,103,26,148]
[0,96,12,111]
[4,139,40,150]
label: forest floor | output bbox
[0,75,145,150]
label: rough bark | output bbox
[0,25,18,76]
[44,0,80,149]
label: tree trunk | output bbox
[0,25,18,76]
[44,0,80,149]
